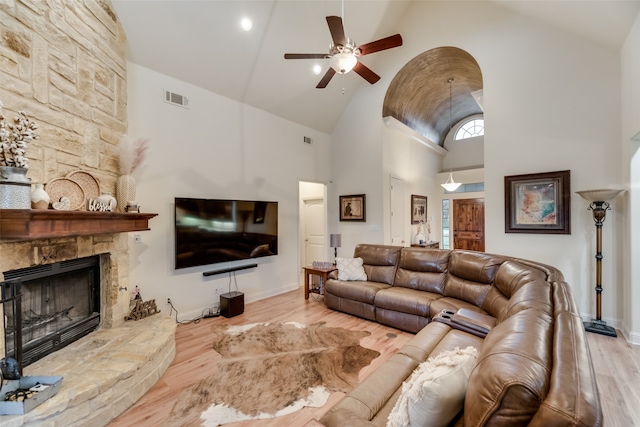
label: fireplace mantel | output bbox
[0,209,158,241]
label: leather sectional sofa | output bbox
[316,244,603,426]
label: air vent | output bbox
[303,136,313,145]
[164,90,189,108]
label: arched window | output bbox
[454,118,484,140]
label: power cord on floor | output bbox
[167,299,219,324]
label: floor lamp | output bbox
[576,189,624,337]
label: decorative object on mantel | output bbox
[66,170,100,210]
[124,201,139,213]
[30,183,50,209]
[125,299,160,321]
[88,193,117,212]
[0,102,38,209]
[0,166,31,209]
[45,178,85,211]
[576,188,625,337]
[51,196,71,211]
[117,135,148,213]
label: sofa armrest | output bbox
[319,408,379,427]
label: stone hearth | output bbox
[2,315,176,426]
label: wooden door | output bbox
[453,198,485,251]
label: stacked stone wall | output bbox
[0,0,130,357]
[1,0,126,186]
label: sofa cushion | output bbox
[336,257,368,281]
[354,244,402,286]
[324,279,390,305]
[443,252,505,307]
[394,248,450,293]
[374,287,441,317]
[388,346,478,427]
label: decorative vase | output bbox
[31,183,50,209]
[116,174,136,213]
[0,166,32,209]
[96,192,117,212]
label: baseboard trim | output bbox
[580,313,640,345]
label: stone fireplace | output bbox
[3,255,101,368]
[0,233,132,362]
[0,233,175,426]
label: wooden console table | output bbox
[303,265,337,300]
[411,241,439,249]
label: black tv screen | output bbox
[174,197,278,269]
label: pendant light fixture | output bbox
[441,78,461,192]
[441,171,462,192]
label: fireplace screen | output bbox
[2,256,101,367]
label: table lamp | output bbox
[330,234,341,264]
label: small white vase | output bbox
[30,183,50,209]
[116,174,136,213]
[96,192,117,212]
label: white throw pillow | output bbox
[387,346,478,427]
[336,257,367,281]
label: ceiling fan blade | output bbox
[284,53,327,59]
[353,61,381,85]
[316,68,337,88]
[357,34,403,56]
[326,16,346,47]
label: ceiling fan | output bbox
[284,16,402,88]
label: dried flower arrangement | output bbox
[0,101,39,169]
[118,135,149,175]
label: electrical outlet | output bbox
[134,234,142,244]
[167,298,172,305]
[213,286,225,295]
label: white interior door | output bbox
[304,198,326,266]
[390,176,404,246]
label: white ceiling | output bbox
[111,0,640,134]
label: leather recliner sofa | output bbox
[315,244,602,426]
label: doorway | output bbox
[452,198,485,251]
[299,181,328,275]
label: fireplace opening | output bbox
[2,256,101,367]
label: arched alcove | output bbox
[382,47,483,146]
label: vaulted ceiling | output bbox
[111,1,640,138]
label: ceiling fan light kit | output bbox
[284,16,402,88]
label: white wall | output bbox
[621,12,640,342]
[126,64,331,320]
[381,119,445,246]
[443,114,485,171]
[330,1,623,327]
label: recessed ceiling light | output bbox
[313,65,322,75]
[241,18,252,31]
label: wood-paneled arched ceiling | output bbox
[383,47,483,146]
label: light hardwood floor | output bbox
[108,288,640,427]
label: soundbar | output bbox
[202,263,258,277]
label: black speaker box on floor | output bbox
[220,291,244,318]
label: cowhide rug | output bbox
[164,321,380,426]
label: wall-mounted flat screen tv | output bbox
[174,197,278,269]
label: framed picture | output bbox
[340,194,366,221]
[504,170,571,234]
[411,195,427,224]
